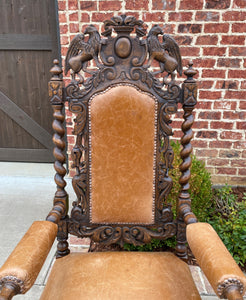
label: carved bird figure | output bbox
[146,25,182,82]
[65,25,101,75]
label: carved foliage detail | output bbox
[68,221,176,247]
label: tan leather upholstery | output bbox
[187,222,246,297]
[0,221,57,293]
[41,251,201,300]
[90,85,156,224]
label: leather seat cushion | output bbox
[41,251,201,300]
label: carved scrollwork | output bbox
[64,15,187,247]
[68,221,176,247]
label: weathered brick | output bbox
[69,12,78,22]
[126,0,148,10]
[229,47,246,56]
[91,13,114,22]
[193,121,209,129]
[196,101,212,109]
[223,11,246,21]
[205,0,230,9]
[196,131,218,139]
[236,122,246,130]
[220,131,243,140]
[198,80,214,89]
[152,0,176,10]
[228,70,246,79]
[59,12,67,23]
[162,24,175,34]
[178,24,202,34]
[199,111,221,120]
[142,12,166,22]
[242,150,246,158]
[225,90,246,99]
[219,150,241,158]
[203,47,226,56]
[221,36,245,45]
[195,11,219,21]
[60,24,68,34]
[80,12,90,23]
[210,121,234,130]
[223,111,246,120]
[204,23,229,33]
[231,160,246,167]
[69,23,79,33]
[175,36,193,45]
[196,149,218,158]
[58,1,66,10]
[180,47,200,56]
[232,23,246,33]
[216,168,237,175]
[60,35,69,45]
[99,1,121,11]
[192,140,208,148]
[80,1,97,11]
[234,141,246,149]
[207,159,230,166]
[241,81,246,89]
[196,35,218,45]
[168,12,193,22]
[68,0,78,9]
[202,69,226,78]
[214,100,237,110]
[238,169,246,176]
[210,141,232,148]
[217,58,241,68]
[199,91,221,100]
[215,81,239,90]
[179,0,203,10]
[233,0,246,8]
[239,101,246,109]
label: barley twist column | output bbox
[46,59,70,257]
[176,61,198,260]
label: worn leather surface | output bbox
[0,221,57,293]
[41,251,201,300]
[187,222,246,296]
[90,86,156,224]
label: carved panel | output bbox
[65,15,185,246]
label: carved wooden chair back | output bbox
[47,15,198,259]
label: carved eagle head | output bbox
[84,25,98,35]
[148,25,163,37]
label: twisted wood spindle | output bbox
[176,61,197,260]
[46,59,70,258]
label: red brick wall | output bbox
[57,0,246,185]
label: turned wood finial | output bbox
[50,59,62,80]
[184,60,197,82]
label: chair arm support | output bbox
[187,223,246,300]
[0,221,57,299]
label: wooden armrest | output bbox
[187,222,246,300]
[0,221,57,299]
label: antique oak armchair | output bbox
[0,15,245,300]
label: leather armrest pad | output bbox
[0,221,57,293]
[187,222,246,297]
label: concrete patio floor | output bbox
[0,162,244,300]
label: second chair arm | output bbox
[0,221,57,300]
[187,222,246,300]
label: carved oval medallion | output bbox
[115,37,131,58]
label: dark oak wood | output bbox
[0,0,60,162]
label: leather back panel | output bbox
[89,85,157,224]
